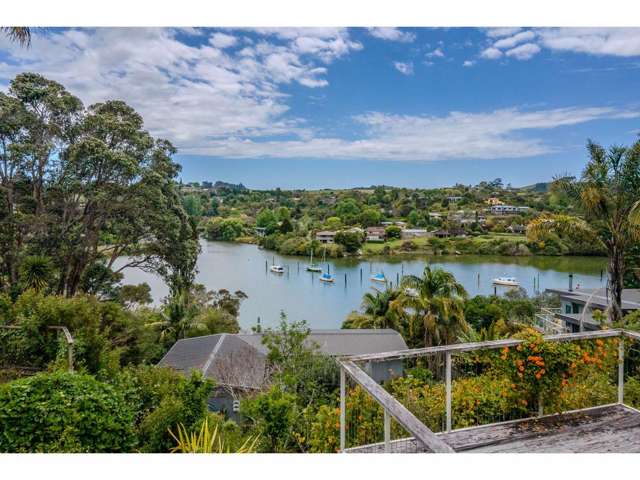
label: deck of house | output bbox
[347,404,640,453]
[339,329,640,454]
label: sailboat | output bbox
[319,253,334,283]
[306,249,322,272]
[319,267,335,283]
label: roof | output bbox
[158,329,407,388]
[315,230,336,236]
[546,287,640,311]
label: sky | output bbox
[1,27,640,189]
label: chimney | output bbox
[568,274,573,292]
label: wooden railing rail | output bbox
[0,325,74,372]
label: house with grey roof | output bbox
[158,329,407,420]
[538,287,640,332]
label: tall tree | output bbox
[0,73,199,298]
[529,140,640,324]
[393,265,468,347]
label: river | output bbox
[119,240,607,330]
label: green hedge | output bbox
[0,371,136,452]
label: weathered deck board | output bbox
[347,404,640,453]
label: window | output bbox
[232,400,240,413]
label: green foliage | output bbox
[385,225,402,239]
[202,217,246,241]
[256,208,279,234]
[0,290,144,374]
[112,366,214,453]
[0,371,136,452]
[240,385,300,452]
[359,208,382,227]
[169,416,258,453]
[334,230,363,253]
[0,73,198,297]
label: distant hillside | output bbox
[520,182,550,193]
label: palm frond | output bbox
[1,27,31,47]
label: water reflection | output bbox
[118,240,607,330]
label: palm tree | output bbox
[343,287,402,330]
[528,140,640,324]
[19,255,53,292]
[393,264,468,348]
[1,27,31,47]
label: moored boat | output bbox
[371,272,386,283]
[270,265,285,274]
[492,276,519,287]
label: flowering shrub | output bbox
[495,328,617,412]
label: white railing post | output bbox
[384,408,391,453]
[446,352,452,432]
[618,336,625,404]
[340,366,346,452]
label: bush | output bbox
[111,366,214,453]
[0,371,136,452]
[0,290,145,374]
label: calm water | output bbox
[119,240,607,330]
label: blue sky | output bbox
[1,27,639,189]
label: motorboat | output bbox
[371,272,386,283]
[492,276,520,287]
[270,265,285,274]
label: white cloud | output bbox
[426,47,445,58]
[493,31,537,50]
[505,43,541,60]
[485,27,522,38]
[537,28,640,57]
[209,32,237,49]
[184,106,640,161]
[480,47,503,59]
[0,28,364,148]
[463,60,475,67]
[367,27,415,43]
[393,61,414,75]
[480,27,640,61]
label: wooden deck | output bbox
[347,404,640,453]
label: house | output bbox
[255,227,267,237]
[158,329,408,420]
[490,205,530,215]
[507,224,526,234]
[401,228,430,239]
[431,228,466,239]
[447,196,463,203]
[540,286,640,332]
[485,197,504,206]
[315,230,336,244]
[366,226,386,242]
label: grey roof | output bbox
[158,329,407,388]
[236,329,407,356]
[546,288,640,311]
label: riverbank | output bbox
[228,231,605,259]
[120,240,607,330]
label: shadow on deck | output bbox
[347,404,640,453]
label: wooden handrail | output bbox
[341,360,454,453]
[0,325,74,372]
[344,329,623,363]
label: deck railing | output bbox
[0,325,75,372]
[338,328,640,453]
[534,307,568,334]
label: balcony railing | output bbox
[534,307,568,334]
[338,329,640,453]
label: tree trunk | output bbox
[608,243,624,325]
